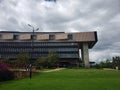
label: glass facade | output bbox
[0,42,79,59]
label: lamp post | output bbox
[28,24,39,79]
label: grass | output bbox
[0,69,120,90]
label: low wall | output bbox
[14,71,39,79]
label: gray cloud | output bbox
[0,0,120,62]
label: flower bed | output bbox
[0,63,14,81]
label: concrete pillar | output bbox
[81,43,90,68]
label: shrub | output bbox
[0,63,14,81]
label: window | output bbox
[49,35,55,40]
[13,35,19,40]
[68,34,73,40]
[31,35,37,40]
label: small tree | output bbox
[99,61,104,69]
[36,58,47,69]
[105,59,112,68]
[17,52,29,68]
[47,51,60,68]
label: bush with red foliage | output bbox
[0,63,14,81]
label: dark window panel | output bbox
[49,35,55,40]
[68,34,73,40]
[13,35,19,40]
[31,35,37,40]
[0,34,2,39]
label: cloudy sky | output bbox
[0,0,120,62]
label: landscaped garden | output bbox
[0,69,120,90]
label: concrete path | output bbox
[43,68,65,72]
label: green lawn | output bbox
[0,69,120,90]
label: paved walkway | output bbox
[43,68,65,72]
[103,68,115,70]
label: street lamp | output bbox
[28,24,39,79]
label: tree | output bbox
[36,58,47,69]
[17,52,29,68]
[47,51,60,68]
[99,61,104,69]
[105,59,112,68]
[112,56,120,70]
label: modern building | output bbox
[0,31,97,68]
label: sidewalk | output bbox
[43,68,65,72]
